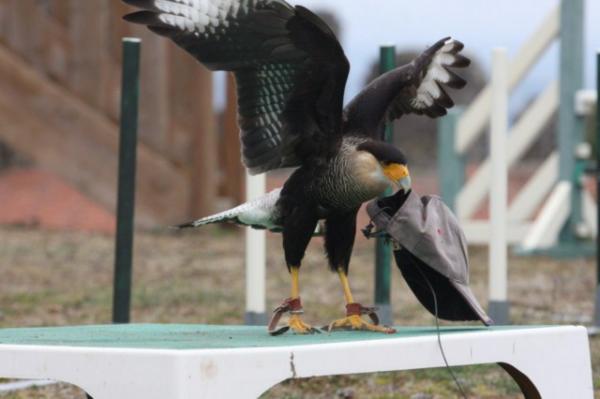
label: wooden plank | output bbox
[5,0,44,71]
[109,2,132,62]
[40,10,72,84]
[165,41,219,216]
[49,0,70,25]
[102,1,134,122]
[0,1,70,83]
[68,0,111,110]
[46,0,69,27]
[189,67,217,217]
[0,42,189,226]
[128,25,170,153]
[0,2,8,40]
[167,46,200,164]
[0,1,72,85]
[20,4,118,111]
[222,73,245,205]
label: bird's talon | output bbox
[288,314,317,334]
[270,297,318,335]
[326,314,396,334]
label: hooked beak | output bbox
[383,164,412,193]
[398,175,412,192]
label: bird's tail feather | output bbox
[175,210,241,229]
[174,188,282,231]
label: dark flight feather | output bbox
[123,0,349,175]
[343,37,471,138]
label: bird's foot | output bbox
[326,315,395,333]
[325,303,396,334]
[268,297,320,336]
[288,314,318,334]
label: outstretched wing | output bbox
[123,0,349,174]
[343,38,469,137]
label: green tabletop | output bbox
[0,324,547,351]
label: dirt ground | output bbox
[0,225,598,398]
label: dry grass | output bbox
[0,225,597,398]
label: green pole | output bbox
[374,45,396,325]
[594,52,600,328]
[112,38,141,324]
[558,0,585,246]
[437,108,465,212]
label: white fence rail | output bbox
[447,3,567,252]
[489,48,509,308]
[245,173,266,322]
[457,81,559,219]
[456,6,560,154]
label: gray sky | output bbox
[216,0,600,112]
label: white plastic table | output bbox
[0,324,593,398]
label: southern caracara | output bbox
[123,0,470,335]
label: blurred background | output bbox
[0,0,597,231]
[0,1,600,398]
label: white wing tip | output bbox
[441,38,458,53]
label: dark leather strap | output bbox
[268,297,303,336]
[346,303,380,326]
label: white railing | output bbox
[245,173,266,323]
[457,81,559,220]
[456,6,560,154]
[489,48,509,310]
[448,5,562,244]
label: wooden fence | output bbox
[0,1,243,226]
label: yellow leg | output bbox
[338,268,355,304]
[327,268,396,334]
[291,266,300,299]
[287,266,316,334]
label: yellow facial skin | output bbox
[382,163,412,192]
[383,163,410,181]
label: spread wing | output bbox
[343,38,469,137]
[123,0,350,174]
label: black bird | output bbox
[123,0,470,334]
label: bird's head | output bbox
[381,161,411,192]
[357,141,412,193]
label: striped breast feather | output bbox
[123,0,304,70]
[404,38,470,118]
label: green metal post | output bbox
[557,0,585,246]
[594,52,600,328]
[374,46,396,325]
[437,108,465,212]
[112,38,141,324]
